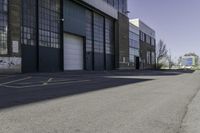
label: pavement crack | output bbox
[177,87,200,133]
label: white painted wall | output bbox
[0,57,21,73]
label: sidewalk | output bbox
[180,76,200,133]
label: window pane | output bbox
[38,0,60,48]
[21,0,36,46]
[0,0,8,55]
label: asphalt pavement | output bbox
[0,70,199,133]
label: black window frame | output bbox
[0,0,8,55]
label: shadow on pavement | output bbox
[0,70,194,110]
[0,75,152,110]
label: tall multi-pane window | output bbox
[38,0,60,48]
[122,0,127,14]
[147,51,151,64]
[21,0,36,46]
[118,0,123,13]
[93,13,104,70]
[118,0,127,14]
[151,38,155,46]
[86,10,92,53]
[140,31,145,42]
[151,52,155,64]
[129,31,139,63]
[102,0,127,15]
[107,0,114,6]
[93,13,104,55]
[105,18,114,55]
[114,0,119,9]
[146,35,151,44]
[105,18,114,69]
[85,10,93,70]
[0,0,8,54]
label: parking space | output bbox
[0,76,90,89]
[0,70,197,133]
[0,70,193,89]
[0,70,194,110]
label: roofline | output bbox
[129,18,156,33]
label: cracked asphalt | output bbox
[0,70,199,133]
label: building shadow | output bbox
[0,69,194,110]
[0,75,153,110]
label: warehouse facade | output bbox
[0,0,129,73]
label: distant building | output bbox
[129,22,140,69]
[180,56,196,68]
[130,19,156,69]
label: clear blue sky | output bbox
[128,0,200,60]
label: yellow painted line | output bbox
[0,77,32,85]
[2,80,91,89]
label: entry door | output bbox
[136,57,140,70]
[22,45,37,73]
[64,33,83,70]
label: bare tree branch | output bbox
[156,40,168,63]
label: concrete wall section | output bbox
[116,13,130,69]
[8,0,21,57]
[0,57,21,73]
[0,0,22,73]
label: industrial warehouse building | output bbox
[0,0,130,73]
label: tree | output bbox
[178,56,183,68]
[156,40,168,69]
[167,49,174,69]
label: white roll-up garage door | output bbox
[64,33,83,70]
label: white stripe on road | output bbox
[1,80,90,89]
[0,77,32,85]
[43,78,54,85]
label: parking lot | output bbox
[0,70,199,133]
[0,70,158,109]
[0,70,195,109]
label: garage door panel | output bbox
[64,57,83,61]
[64,50,83,55]
[66,42,81,50]
[64,33,84,70]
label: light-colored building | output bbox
[129,22,140,69]
[180,56,196,68]
[130,19,156,69]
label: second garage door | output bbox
[64,33,83,70]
